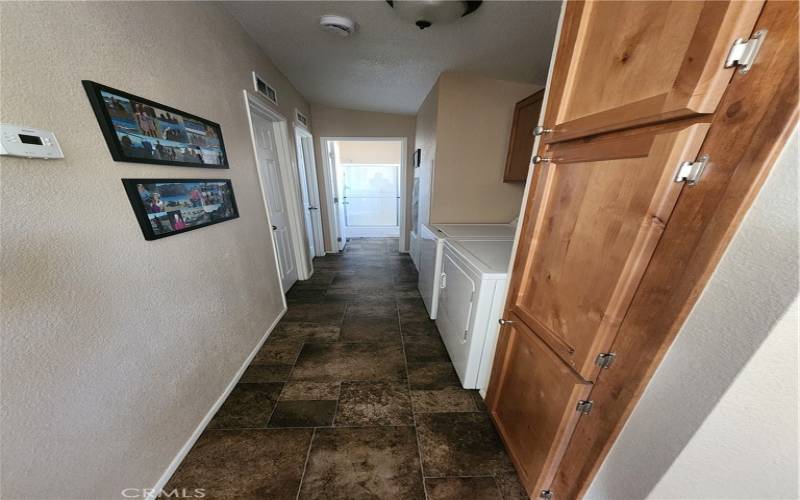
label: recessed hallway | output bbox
[166,238,526,499]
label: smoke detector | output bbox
[319,15,357,37]
[385,1,483,30]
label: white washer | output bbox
[418,223,514,319]
[435,238,514,391]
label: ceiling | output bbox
[224,1,562,115]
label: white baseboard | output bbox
[146,307,287,500]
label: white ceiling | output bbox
[224,1,562,115]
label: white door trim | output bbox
[294,123,326,257]
[244,90,311,282]
[319,136,408,253]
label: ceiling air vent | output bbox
[252,71,278,105]
[319,15,356,37]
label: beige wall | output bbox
[413,82,439,232]
[310,103,416,251]
[338,140,402,165]
[0,2,310,498]
[430,72,540,223]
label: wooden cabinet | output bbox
[510,121,710,381]
[487,315,591,494]
[503,90,545,182]
[487,1,769,497]
[542,0,763,144]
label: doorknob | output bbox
[498,318,514,326]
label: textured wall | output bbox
[337,140,402,165]
[586,129,799,499]
[413,82,439,233]
[430,72,539,224]
[0,2,310,498]
[309,103,416,251]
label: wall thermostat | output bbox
[0,123,64,159]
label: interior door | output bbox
[542,0,763,144]
[294,131,317,267]
[253,112,297,292]
[333,149,347,251]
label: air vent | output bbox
[320,15,356,37]
[296,109,309,127]
[252,71,278,105]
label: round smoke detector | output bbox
[319,15,357,37]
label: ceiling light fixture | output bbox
[385,1,483,30]
[319,15,357,37]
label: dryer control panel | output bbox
[0,123,64,159]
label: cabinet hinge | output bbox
[595,352,616,369]
[725,30,767,74]
[674,154,708,185]
[576,400,594,415]
[539,490,554,500]
[337,237,342,242]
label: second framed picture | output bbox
[83,80,229,168]
[122,179,239,240]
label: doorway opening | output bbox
[321,138,407,252]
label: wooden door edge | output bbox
[551,1,799,497]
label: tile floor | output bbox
[166,238,526,499]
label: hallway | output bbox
[166,238,525,499]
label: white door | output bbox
[294,133,316,269]
[253,112,297,292]
[329,142,347,250]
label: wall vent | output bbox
[252,71,278,105]
[296,109,309,127]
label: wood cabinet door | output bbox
[487,314,592,495]
[509,121,711,382]
[542,0,763,144]
[504,90,545,182]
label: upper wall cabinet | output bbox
[503,90,545,182]
[541,0,764,144]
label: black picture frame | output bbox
[83,80,229,169]
[122,178,239,240]
[414,148,421,168]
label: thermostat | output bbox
[0,123,64,159]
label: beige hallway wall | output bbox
[431,72,540,223]
[309,103,416,251]
[0,2,311,498]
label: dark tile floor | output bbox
[167,238,526,499]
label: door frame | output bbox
[293,123,326,257]
[243,90,312,283]
[319,136,408,253]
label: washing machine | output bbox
[418,223,515,319]
[434,237,514,391]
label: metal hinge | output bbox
[674,154,708,185]
[595,352,616,369]
[576,400,594,415]
[440,272,447,289]
[337,237,342,242]
[539,490,554,499]
[334,197,339,203]
[725,30,767,74]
